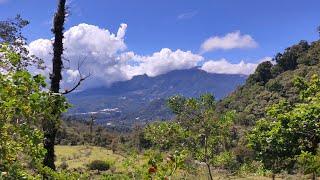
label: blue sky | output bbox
[1,0,319,61]
[0,0,320,88]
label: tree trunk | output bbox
[43,0,66,170]
[203,136,213,180]
[272,173,275,180]
[43,121,58,170]
[206,162,213,180]
[312,172,316,180]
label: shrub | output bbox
[102,173,130,180]
[59,161,68,170]
[87,160,110,171]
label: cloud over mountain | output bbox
[29,23,263,90]
[29,23,204,89]
[201,59,258,75]
[123,48,203,77]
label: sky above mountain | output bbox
[1,0,319,89]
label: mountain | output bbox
[66,68,247,127]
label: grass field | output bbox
[55,145,311,180]
[55,145,127,172]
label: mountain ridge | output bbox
[67,68,247,127]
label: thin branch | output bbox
[62,72,90,94]
[62,56,91,94]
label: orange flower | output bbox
[148,166,157,174]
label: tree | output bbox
[248,74,320,179]
[0,46,68,179]
[145,94,235,180]
[274,40,309,72]
[43,0,90,169]
[247,61,273,85]
[42,0,67,170]
[297,150,320,180]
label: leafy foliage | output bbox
[123,150,188,179]
[297,150,320,176]
[217,40,320,126]
[0,15,43,72]
[144,94,236,179]
[248,74,320,174]
[247,61,273,85]
[0,45,69,178]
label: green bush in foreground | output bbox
[0,45,69,179]
[248,74,320,179]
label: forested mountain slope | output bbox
[217,40,320,126]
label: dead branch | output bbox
[62,57,91,94]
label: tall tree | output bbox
[43,0,89,170]
[43,0,67,170]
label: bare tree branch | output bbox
[62,57,91,94]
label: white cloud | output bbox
[29,23,128,88]
[29,39,52,62]
[124,48,203,77]
[29,23,268,90]
[200,31,258,53]
[201,59,258,75]
[117,23,127,39]
[200,57,273,75]
[258,56,273,63]
[28,23,202,89]
[177,11,198,20]
[63,23,127,58]
[66,69,80,83]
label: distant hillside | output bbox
[217,40,320,126]
[67,68,246,127]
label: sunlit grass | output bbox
[55,145,309,179]
[55,145,125,172]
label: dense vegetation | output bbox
[1,0,320,179]
[123,39,320,179]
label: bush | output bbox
[102,173,130,180]
[237,161,268,176]
[59,161,68,170]
[87,160,110,171]
[39,166,89,179]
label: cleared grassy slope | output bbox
[55,145,125,171]
[55,145,309,180]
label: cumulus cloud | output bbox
[200,31,258,53]
[28,23,202,89]
[124,48,203,77]
[29,23,129,88]
[28,23,269,90]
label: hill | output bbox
[217,40,320,126]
